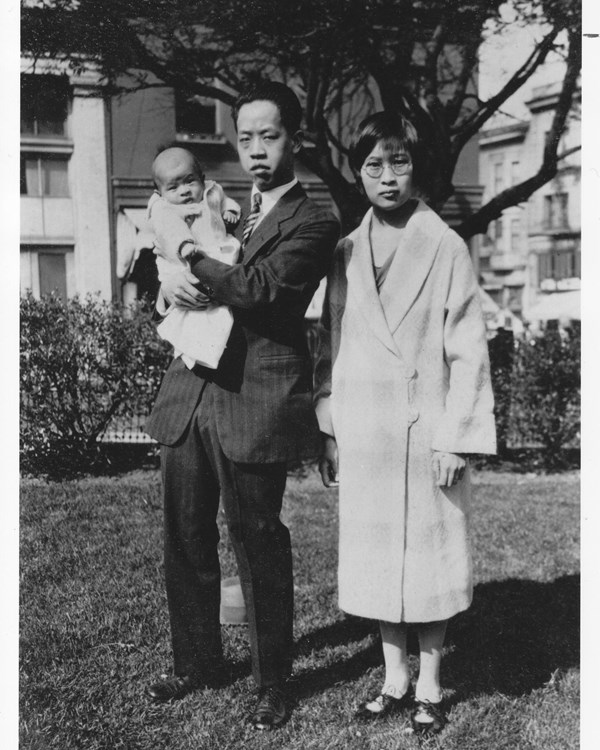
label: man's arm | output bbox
[159,267,213,311]
[189,214,339,309]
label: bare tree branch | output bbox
[21,0,582,237]
[456,27,581,239]
[452,26,560,153]
[557,145,581,161]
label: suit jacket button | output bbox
[408,409,419,423]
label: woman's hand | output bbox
[432,451,466,488]
[161,266,212,310]
[319,434,339,488]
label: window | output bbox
[510,160,520,185]
[538,249,581,283]
[479,255,491,272]
[489,218,503,243]
[20,155,70,197]
[175,90,217,138]
[21,245,72,300]
[21,74,69,137]
[510,217,522,253]
[506,286,523,312]
[21,75,71,199]
[39,253,68,299]
[493,160,503,194]
[543,193,569,230]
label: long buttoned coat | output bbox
[315,201,496,623]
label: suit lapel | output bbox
[346,209,400,357]
[379,200,446,334]
[241,182,306,266]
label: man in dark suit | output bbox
[145,81,339,729]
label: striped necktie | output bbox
[241,192,262,248]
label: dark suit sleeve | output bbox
[189,214,339,309]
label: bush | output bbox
[509,326,580,468]
[488,326,580,469]
[20,293,580,477]
[20,293,170,478]
[488,328,515,455]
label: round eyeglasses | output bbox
[361,159,412,179]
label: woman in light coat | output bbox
[315,112,496,734]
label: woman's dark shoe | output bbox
[355,684,414,721]
[411,699,446,734]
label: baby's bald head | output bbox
[152,147,203,187]
[152,147,205,204]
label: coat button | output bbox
[408,409,419,423]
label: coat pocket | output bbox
[259,354,311,394]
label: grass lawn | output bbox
[20,468,579,750]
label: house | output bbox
[478,82,581,324]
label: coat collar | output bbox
[345,210,400,357]
[379,199,447,333]
[346,200,447,351]
[237,181,306,265]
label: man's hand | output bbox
[318,434,339,488]
[160,266,212,310]
[432,451,466,488]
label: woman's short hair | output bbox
[232,81,303,134]
[350,111,427,189]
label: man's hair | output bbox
[231,81,303,133]
[349,111,429,191]
[152,143,205,189]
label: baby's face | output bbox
[155,151,204,205]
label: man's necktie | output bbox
[241,192,262,249]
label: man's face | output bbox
[236,100,301,191]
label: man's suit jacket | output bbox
[146,182,339,463]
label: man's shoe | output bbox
[146,675,197,702]
[250,686,287,730]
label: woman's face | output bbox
[360,141,414,212]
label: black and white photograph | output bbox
[13,0,591,747]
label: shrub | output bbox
[487,325,580,468]
[488,328,515,456]
[20,293,580,477]
[509,326,580,468]
[20,293,170,477]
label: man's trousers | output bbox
[160,382,293,687]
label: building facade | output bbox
[478,82,581,321]
[21,60,483,304]
[20,60,114,300]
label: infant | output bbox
[148,146,241,369]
